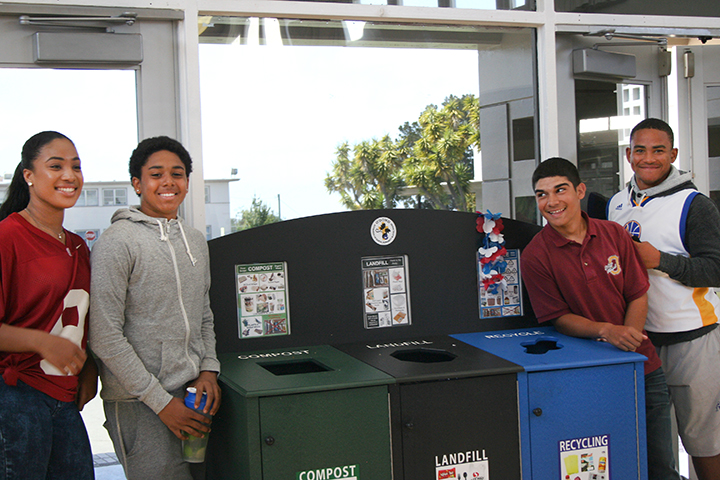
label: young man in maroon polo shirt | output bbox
[521,157,681,480]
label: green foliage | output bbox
[232,196,281,231]
[325,94,479,212]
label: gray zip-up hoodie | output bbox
[89,207,220,414]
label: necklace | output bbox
[23,209,65,241]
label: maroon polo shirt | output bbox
[521,212,661,374]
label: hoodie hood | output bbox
[629,165,696,203]
[111,207,197,265]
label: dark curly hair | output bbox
[129,136,193,181]
[532,157,582,189]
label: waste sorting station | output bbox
[205,208,648,480]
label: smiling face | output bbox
[534,175,586,234]
[132,150,188,220]
[23,137,83,211]
[626,128,678,190]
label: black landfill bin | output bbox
[335,335,523,480]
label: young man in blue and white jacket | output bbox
[608,118,720,480]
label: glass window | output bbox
[200,17,535,221]
[103,188,128,206]
[708,86,720,158]
[285,0,534,10]
[555,0,720,16]
[0,69,137,184]
[515,196,537,225]
[76,188,99,207]
[0,68,137,236]
[512,117,536,162]
[708,85,720,210]
[576,80,646,199]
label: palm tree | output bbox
[325,94,479,211]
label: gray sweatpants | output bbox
[103,400,206,480]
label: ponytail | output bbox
[0,131,73,221]
[0,162,30,221]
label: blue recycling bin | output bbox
[453,326,648,480]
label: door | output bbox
[556,34,667,206]
[675,45,720,200]
[398,374,521,480]
[527,364,643,480]
[259,387,393,479]
[0,4,186,229]
[0,4,181,135]
[559,35,720,211]
[0,2,185,460]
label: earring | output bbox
[27,182,33,187]
[136,190,140,194]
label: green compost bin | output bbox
[206,345,395,480]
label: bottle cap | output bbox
[184,386,208,411]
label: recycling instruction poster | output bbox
[559,435,609,480]
[236,262,290,339]
[361,255,411,329]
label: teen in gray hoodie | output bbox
[89,136,220,480]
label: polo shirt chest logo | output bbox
[604,255,621,275]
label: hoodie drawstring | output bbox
[155,219,169,242]
[155,219,197,266]
[177,222,198,266]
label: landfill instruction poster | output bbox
[436,449,489,479]
[361,255,411,329]
[236,262,290,339]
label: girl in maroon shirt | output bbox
[0,131,95,480]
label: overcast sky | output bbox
[199,44,479,219]
[0,44,479,220]
[0,68,137,182]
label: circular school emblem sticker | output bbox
[370,217,397,246]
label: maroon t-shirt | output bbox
[0,213,90,401]
[521,212,661,375]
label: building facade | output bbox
[0,178,235,245]
[1,1,718,478]
[2,1,718,234]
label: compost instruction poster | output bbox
[236,262,290,339]
[361,255,411,329]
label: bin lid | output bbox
[452,326,647,372]
[218,344,394,397]
[335,335,522,382]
